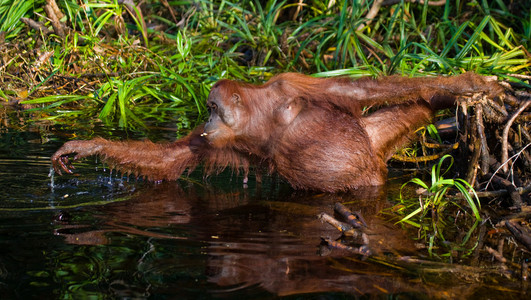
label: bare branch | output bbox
[501,101,530,173]
[357,0,385,31]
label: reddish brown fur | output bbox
[52,72,503,192]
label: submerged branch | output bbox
[392,142,458,162]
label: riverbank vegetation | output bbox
[0,0,528,127]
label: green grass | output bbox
[393,155,482,258]
[0,0,525,129]
[0,0,34,39]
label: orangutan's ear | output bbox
[275,97,304,125]
[231,93,241,104]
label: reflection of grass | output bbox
[394,155,481,258]
[0,195,132,212]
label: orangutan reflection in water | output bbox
[52,181,432,297]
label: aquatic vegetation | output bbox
[394,155,482,258]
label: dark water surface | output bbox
[0,127,528,299]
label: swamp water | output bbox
[0,126,528,299]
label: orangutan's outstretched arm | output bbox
[326,72,503,108]
[271,72,502,117]
[51,125,250,181]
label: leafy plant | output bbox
[395,155,481,257]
